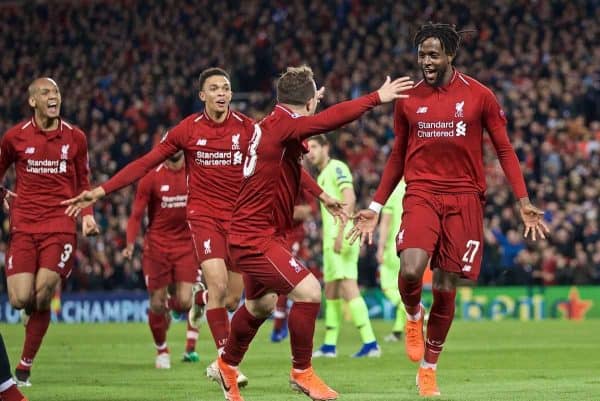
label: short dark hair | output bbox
[277,65,316,106]
[308,134,329,146]
[198,67,230,90]
[414,22,462,56]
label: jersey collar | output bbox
[202,109,231,127]
[30,117,63,140]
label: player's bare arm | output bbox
[518,197,549,241]
[62,186,106,217]
[0,187,17,211]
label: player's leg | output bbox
[201,258,231,352]
[288,274,338,400]
[172,280,199,363]
[313,279,340,357]
[339,278,380,357]
[417,193,483,397]
[270,294,289,343]
[380,255,406,341]
[148,287,171,368]
[0,334,28,401]
[224,270,243,312]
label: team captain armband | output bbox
[368,201,383,214]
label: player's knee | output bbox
[35,287,54,311]
[225,293,241,311]
[399,264,422,282]
[8,292,30,310]
[292,276,322,303]
[149,297,168,314]
[207,282,228,305]
[177,294,193,311]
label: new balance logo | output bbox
[416,106,428,114]
[196,138,207,146]
[25,147,35,154]
[160,185,169,192]
[462,265,472,272]
[203,238,211,254]
[456,121,467,136]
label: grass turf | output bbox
[1,319,599,401]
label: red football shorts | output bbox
[188,215,239,272]
[229,236,311,300]
[397,190,484,281]
[142,241,198,291]
[5,232,77,279]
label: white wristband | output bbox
[368,201,383,214]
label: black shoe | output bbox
[15,368,31,387]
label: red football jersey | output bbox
[229,92,380,244]
[0,118,92,234]
[102,110,254,224]
[126,163,191,251]
[373,70,527,204]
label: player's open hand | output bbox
[62,187,106,217]
[0,186,17,211]
[122,244,134,260]
[347,209,379,245]
[377,76,414,103]
[82,214,100,237]
[315,86,325,103]
[518,200,549,241]
[320,193,348,226]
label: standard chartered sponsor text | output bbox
[418,121,455,138]
[26,159,66,174]
[161,194,187,208]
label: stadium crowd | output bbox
[0,0,598,292]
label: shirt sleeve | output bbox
[300,168,322,198]
[482,90,528,199]
[373,101,409,205]
[101,122,185,195]
[74,130,93,216]
[126,174,152,245]
[287,92,381,141]
[0,132,16,182]
[334,161,353,191]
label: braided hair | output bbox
[413,23,462,56]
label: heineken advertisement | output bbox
[362,286,597,321]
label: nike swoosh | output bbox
[219,370,231,392]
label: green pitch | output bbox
[1,320,599,401]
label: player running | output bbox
[376,181,407,342]
[349,23,548,397]
[0,78,99,386]
[123,150,204,367]
[212,66,413,401]
[307,135,380,358]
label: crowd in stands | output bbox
[0,0,598,292]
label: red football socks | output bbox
[398,275,423,316]
[185,320,199,352]
[221,305,266,366]
[273,295,288,331]
[288,302,320,370]
[206,307,230,350]
[424,288,457,364]
[0,382,27,401]
[148,310,169,352]
[18,310,50,371]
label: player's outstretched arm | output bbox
[347,209,379,246]
[0,187,17,211]
[62,186,106,217]
[518,198,549,241]
[293,76,413,140]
